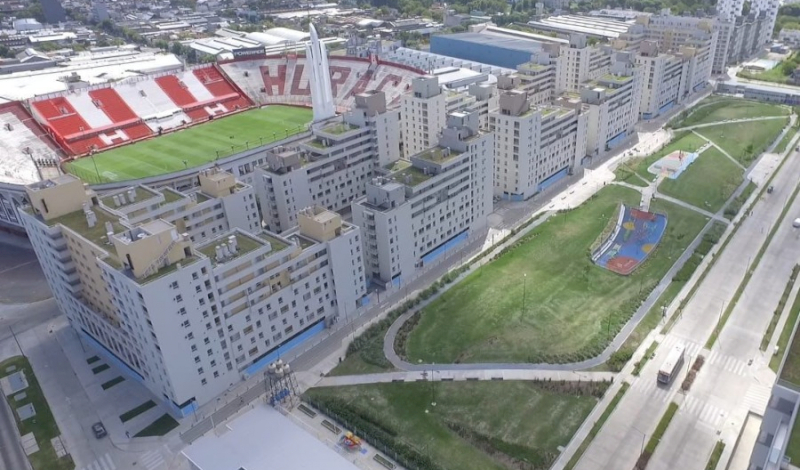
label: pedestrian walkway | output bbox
[673,115,788,132]
[316,369,615,387]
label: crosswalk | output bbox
[706,349,750,376]
[628,376,672,402]
[741,382,773,415]
[139,450,165,470]
[77,453,115,470]
[681,395,726,428]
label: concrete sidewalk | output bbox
[316,370,617,387]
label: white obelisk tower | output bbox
[307,24,335,122]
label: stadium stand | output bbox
[0,102,62,185]
[28,65,253,156]
[219,56,423,112]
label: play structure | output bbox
[647,149,699,180]
[592,204,668,275]
[340,431,363,451]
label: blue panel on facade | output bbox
[431,34,543,69]
[658,100,675,115]
[421,230,469,265]
[243,319,326,377]
[606,131,627,149]
[537,166,569,193]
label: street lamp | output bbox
[522,273,527,315]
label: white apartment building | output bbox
[638,14,717,92]
[635,40,695,119]
[400,75,497,157]
[20,173,365,416]
[578,51,642,156]
[256,91,400,233]
[352,111,493,287]
[556,34,613,93]
[751,0,780,45]
[490,85,588,201]
[779,28,800,48]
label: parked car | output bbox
[92,422,107,439]
[793,218,800,229]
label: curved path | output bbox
[672,115,788,132]
[380,112,794,374]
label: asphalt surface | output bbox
[573,136,800,470]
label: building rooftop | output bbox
[49,207,125,247]
[415,146,461,164]
[100,186,158,209]
[198,232,268,266]
[319,122,358,135]
[161,188,187,204]
[135,253,200,285]
[394,165,432,186]
[257,232,291,252]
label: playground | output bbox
[593,205,668,276]
[647,149,699,180]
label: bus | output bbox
[657,344,685,385]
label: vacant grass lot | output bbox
[673,97,788,128]
[0,356,74,470]
[695,118,789,166]
[614,132,707,185]
[404,186,708,364]
[66,105,312,183]
[306,381,605,470]
[658,147,744,213]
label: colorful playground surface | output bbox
[592,205,668,275]
[647,149,699,180]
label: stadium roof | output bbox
[527,15,636,39]
[440,32,549,55]
[182,405,360,470]
[0,51,182,102]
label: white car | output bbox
[793,218,800,228]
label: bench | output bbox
[298,404,317,418]
[374,454,396,469]
[321,419,341,434]
[491,377,503,381]
[466,377,479,381]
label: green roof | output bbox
[385,159,412,172]
[257,232,290,253]
[100,187,155,208]
[601,73,632,83]
[394,166,432,186]
[161,188,187,205]
[416,147,460,164]
[199,232,266,265]
[321,123,358,135]
[51,208,125,247]
[137,255,200,285]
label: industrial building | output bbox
[19,171,366,416]
[352,110,493,288]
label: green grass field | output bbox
[0,356,74,470]
[614,132,707,185]
[306,380,606,470]
[658,147,744,213]
[673,97,788,128]
[695,118,789,166]
[66,105,312,183]
[403,186,709,364]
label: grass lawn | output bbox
[706,440,725,470]
[305,380,607,470]
[66,105,312,183]
[134,413,179,437]
[695,118,789,166]
[0,356,74,470]
[615,132,707,185]
[328,353,393,376]
[673,97,788,128]
[91,364,109,374]
[120,400,156,423]
[772,289,800,371]
[403,186,709,364]
[658,147,744,213]
[786,414,800,463]
[775,128,800,155]
[86,356,100,364]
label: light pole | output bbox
[522,273,527,315]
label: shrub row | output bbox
[304,395,446,470]
[760,264,800,350]
[445,420,553,470]
[673,221,726,283]
[681,355,705,392]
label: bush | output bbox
[607,348,634,372]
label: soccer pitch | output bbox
[66,105,313,183]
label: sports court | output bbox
[593,205,668,275]
[647,149,699,180]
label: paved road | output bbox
[572,141,800,470]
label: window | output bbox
[175,295,183,303]
[201,378,207,385]
[194,356,200,363]
[197,367,204,374]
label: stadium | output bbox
[0,50,423,230]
